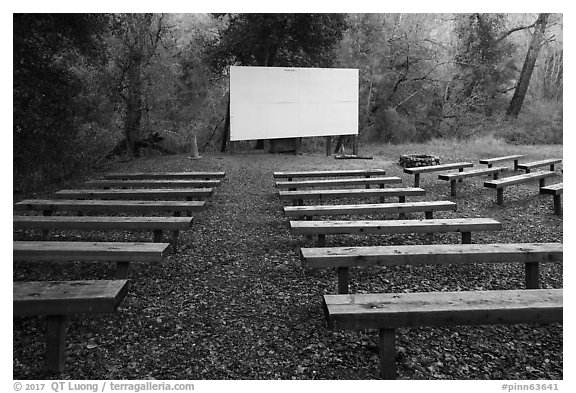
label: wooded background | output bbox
[13,13,562,192]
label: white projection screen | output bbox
[230,66,359,141]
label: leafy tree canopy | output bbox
[205,13,348,72]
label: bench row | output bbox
[324,288,562,379]
[291,217,501,246]
[315,241,563,379]
[14,171,225,373]
[301,242,561,293]
[14,216,193,242]
[14,241,171,278]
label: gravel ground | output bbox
[13,146,563,380]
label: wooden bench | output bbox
[284,200,457,220]
[301,242,562,294]
[14,199,205,217]
[13,241,171,278]
[291,217,501,247]
[323,288,562,379]
[438,166,508,197]
[273,169,387,180]
[517,158,562,173]
[404,162,474,187]
[479,154,524,170]
[278,187,425,206]
[540,183,563,216]
[14,279,128,372]
[13,216,193,243]
[275,176,402,190]
[84,179,221,188]
[55,188,213,201]
[105,171,226,180]
[484,171,556,205]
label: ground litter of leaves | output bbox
[13,147,562,380]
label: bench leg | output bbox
[398,196,406,219]
[525,262,540,289]
[487,163,493,168]
[42,210,53,237]
[366,175,371,189]
[153,230,163,243]
[173,211,181,218]
[378,184,384,201]
[539,178,546,188]
[46,315,67,373]
[290,187,298,206]
[525,168,531,174]
[185,198,193,217]
[317,234,326,247]
[496,188,504,205]
[493,172,500,180]
[379,328,397,380]
[514,159,519,171]
[337,267,349,294]
[450,180,457,197]
[553,195,562,216]
[550,164,555,172]
[425,211,433,219]
[461,232,472,244]
[458,168,464,182]
[414,174,420,188]
[116,261,130,279]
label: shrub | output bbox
[366,107,418,143]
[498,100,562,145]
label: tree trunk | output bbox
[221,95,230,152]
[506,13,550,118]
[124,53,144,156]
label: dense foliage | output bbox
[13,13,108,189]
[13,13,563,192]
[205,14,347,70]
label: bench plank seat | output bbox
[404,162,474,187]
[14,199,205,215]
[55,188,213,200]
[14,241,170,262]
[13,241,171,278]
[324,288,562,330]
[84,179,221,188]
[484,171,555,205]
[273,169,387,179]
[302,242,562,293]
[275,177,402,189]
[540,183,563,195]
[323,288,563,379]
[517,158,562,173]
[13,216,193,242]
[105,171,225,179]
[279,187,425,205]
[14,279,128,372]
[439,166,508,196]
[479,155,524,169]
[540,183,563,216]
[291,218,501,246]
[284,201,457,219]
[14,279,128,316]
[13,216,192,230]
